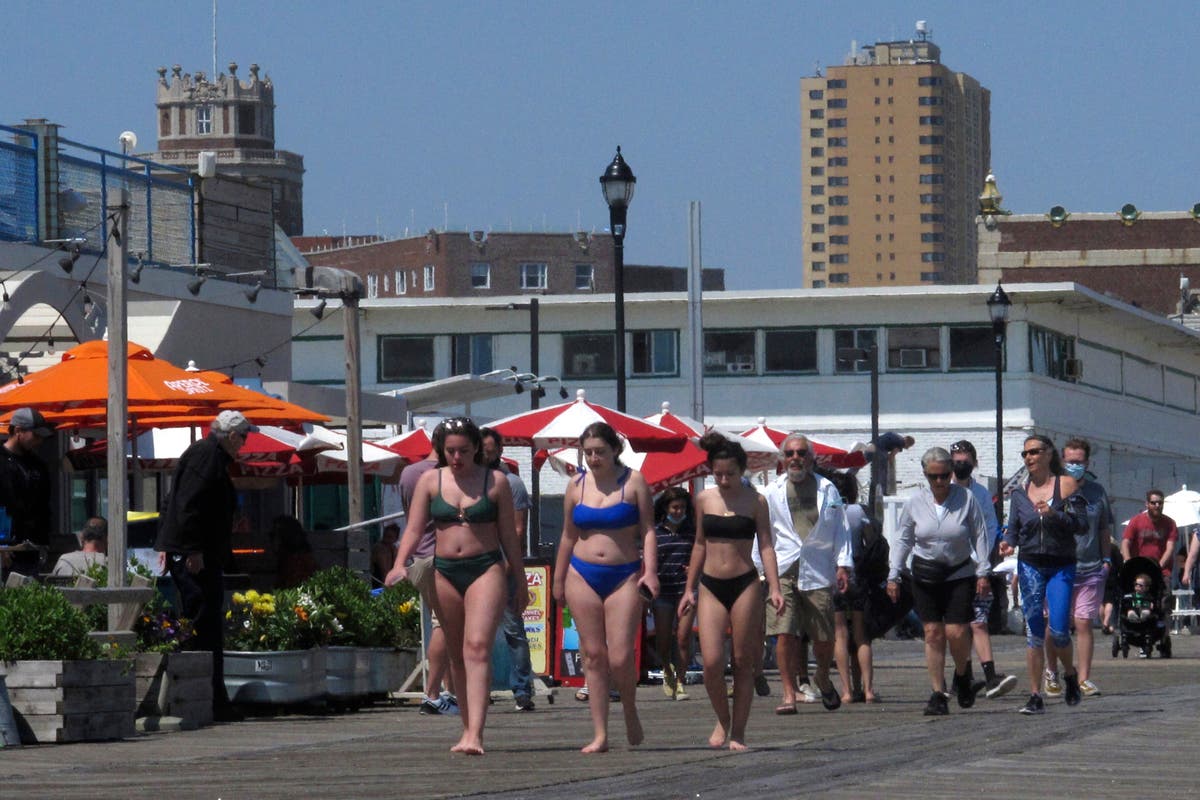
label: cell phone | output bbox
[638,584,654,602]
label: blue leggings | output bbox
[1017,561,1076,649]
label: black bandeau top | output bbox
[703,513,757,541]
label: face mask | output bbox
[952,462,973,480]
[1064,463,1086,480]
[666,513,686,525]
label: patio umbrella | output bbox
[65,424,337,472]
[1163,487,1200,528]
[642,401,706,438]
[738,418,868,470]
[547,434,709,493]
[640,401,780,474]
[376,427,434,462]
[488,389,686,451]
[307,425,405,478]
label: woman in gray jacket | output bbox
[886,447,991,716]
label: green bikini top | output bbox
[429,469,499,524]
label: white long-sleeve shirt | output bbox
[889,483,991,583]
[762,472,852,591]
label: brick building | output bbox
[293,230,725,298]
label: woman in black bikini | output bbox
[553,421,658,754]
[680,432,784,750]
[386,417,525,755]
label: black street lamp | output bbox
[987,282,1012,518]
[600,146,636,411]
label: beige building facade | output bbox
[800,31,989,288]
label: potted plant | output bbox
[364,583,422,697]
[300,568,373,704]
[132,595,211,730]
[0,584,134,743]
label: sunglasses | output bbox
[1020,447,1046,458]
[925,471,951,481]
[1134,582,1149,588]
[1147,500,1164,506]
[783,448,810,458]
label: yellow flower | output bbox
[398,600,414,615]
[245,589,261,602]
[225,610,232,620]
[232,592,246,605]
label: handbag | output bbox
[909,555,970,584]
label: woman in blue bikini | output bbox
[553,421,658,753]
[680,432,784,750]
[388,417,526,754]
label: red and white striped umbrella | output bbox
[308,425,406,478]
[547,435,709,493]
[641,401,779,473]
[489,390,686,451]
[738,418,868,470]
[66,424,336,472]
[376,427,435,463]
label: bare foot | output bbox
[841,693,853,703]
[581,737,609,754]
[450,736,485,755]
[624,707,644,746]
[728,739,749,751]
[708,722,728,749]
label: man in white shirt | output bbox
[51,517,108,576]
[764,434,851,712]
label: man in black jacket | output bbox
[155,410,255,722]
[0,407,54,578]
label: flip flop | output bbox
[820,684,842,711]
[774,703,798,715]
[865,695,881,704]
[575,688,589,702]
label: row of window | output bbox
[362,263,595,297]
[365,265,436,297]
[376,325,999,383]
[810,75,944,95]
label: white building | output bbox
[292,282,1200,526]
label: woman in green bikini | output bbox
[387,417,526,754]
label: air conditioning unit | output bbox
[1063,358,1083,380]
[899,348,927,368]
[726,361,755,374]
[573,353,599,374]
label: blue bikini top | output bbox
[572,468,640,530]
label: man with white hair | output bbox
[155,409,257,722]
[765,433,852,712]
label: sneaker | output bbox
[1018,693,1045,715]
[796,682,819,704]
[674,687,689,701]
[985,673,1018,700]
[1138,647,1150,659]
[1062,671,1081,707]
[1079,679,1101,697]
[970,678,987,698]
[923,691,949,716]
[420,695,450,715]
[441,692,460,715]
[953,667,976,709]
[1043,669,1062,697]
[662,664,677,698]
[754,673,771,697]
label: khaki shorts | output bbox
[765,562,835,642]
[407,555,440,628]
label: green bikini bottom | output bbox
[434,550,503,596]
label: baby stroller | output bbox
[1111,556,1171,659]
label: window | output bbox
[810,146,824,157]
[811,261,825,272]
[829,254,849,264]
[919,135,945,145]
[196,105,213,135]
[238,106,255,135]
[810,223,825,233]
[811,185,825,195]
[919,116,944,126]
[918,96,942,106]
[1029,326,1077,382]
[887,327,940,370]
[394,270,407,295]
[949,326,993,369]
[920,194,944,204]
[827,98,847,109]
[366,273,379,299]
[810,166,825,176]
[828,137,848,147]
[470,262,490,289]
[828,118,847,128]
[919,271,943,282]
[918,76,944,86]
[829,272,850,284]
[829,195,849,206]
[812,279,826,288]
[704,330,756,376]
[810,109,825,119]
[451,334,493,374]
[379,335,434,382]
[765,330,817,373]
[835,328,876,373]
[919,154,944,164]
[829,235,849,245]
[811,242,826,253]
[920,213,945,223]
[921,232,944,242]
[919,174,944,184]
[575,264,594,290]
[921,252,945,262]
[829,215,849,225]
[826,78,846,89]
[520,262,547,290]
[563,333,615,379]
[808,89,824,100]
[423,264,435,291]
[828,176,849,186]
[810,203,825,214]
[827,156,848,167]
[632,330,678,376]
[810,128,824,138]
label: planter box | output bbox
[135,651,213,729]
[324,646,371,702]
[224,648,325,705]
[0,659,135,743]
[367,647,416,696]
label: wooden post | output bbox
[343,294,363,530]
[107,187,129,625]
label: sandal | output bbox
[819,682,842,711]
[575,687,589,702]
[774,703,797,715]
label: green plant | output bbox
[80,558,159,632]
[370,584,420,648]
[299,567,373,646]
[134,609,195,654]
[0,584,101,661]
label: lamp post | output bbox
[838,344,880,512]
[987,283,1012,520]
[600,147,636,411]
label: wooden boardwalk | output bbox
[3,633,1197,799]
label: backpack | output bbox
[853,507,889,583]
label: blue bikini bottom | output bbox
[570,555,641,599]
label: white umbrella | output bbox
[308,425,405,477]
[1163,486,1200,527]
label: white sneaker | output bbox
[1042,669,1062,697]
[797,682,819,704]
[1079,679,1101,697]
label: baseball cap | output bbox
[11,407,53,437]
[212,410,259,435]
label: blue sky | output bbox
[5,1,1199,289]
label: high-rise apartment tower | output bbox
[800,23,989,288]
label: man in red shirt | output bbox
[1121,489,1178,579]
